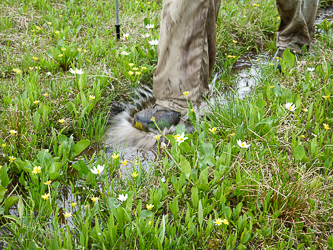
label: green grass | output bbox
[1,0,333,249]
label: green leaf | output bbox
[294,145,306,161]
[18,195,24,219]
[159,215,166,244]
[180,156,191,179]
[191,187,198,208]
[198,200,203,228]
[140,210,153,218]
[107,197,121,210]
[74,140,90,156]
[0,185,6,203]
[5,196,19,214]
[198,142,215,167]
[199,168,208,185]
[49,162,63,179]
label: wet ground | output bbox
[1,8,333,248]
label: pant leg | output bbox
[276,0,319,53]
[153,0,221,113]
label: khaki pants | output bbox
[153,0,318,112]
[276,0,318,53]
[153,0,221,113]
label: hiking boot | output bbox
[133,104,181,132]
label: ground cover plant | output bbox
[0,0,333,249]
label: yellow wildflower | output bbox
[9,156,16,162]
[55,30,60,34]
[71,202,77,207]
[33,100,40,105]
[132,172,138,178]
[133,67,138,71]
[141,66,147,70]
[135,72,141,75]
[112,153,120,160]
[59,15,63,17]
[183,91,189,97]
[9,130,17,135]
[129,63,134,67]
[232,40,237,44]
[36,26,41,30]
[63,212,72,218]
[61,47,66,51]
[47,22,52,25]
[214,218,223,226]
[277,17,280,20]
[148,220,152,225]
[32,166,42,174]
[208,127,217,134]
[29,67,34,70]
[43,93,49,97]
[58,119,65,124]
[42,193,50,200]
[269,63,273,66]
[77,48,82,52]
[270,85,274,89]
[146,204,154,210]
[300,135,305,138]
[121,160,128,166]
[91,197,99,203]
[44,180,52,185]
[151,117,155,122]
[33,57,39,61]
[222,219,229,225]
[303,108,308,112]
[323,124,330,130]
[323,95,330,100]
[89,95,95,101]
[230,133,235,137]
[58,54,63,57]
[154,134,161,140]
[2,144,6,147]
[128,71,134,76]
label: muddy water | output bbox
[104,53,269,181]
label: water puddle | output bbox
[316,7,333,24]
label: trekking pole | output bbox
[115,0,120,40]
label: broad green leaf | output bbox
[0,185,6,203]
[199,168,208,185]
[191,187,198,208]
[18,195,24,219]
[180,156,191,179]
[294,145,306,161]
[107,197,121,210]
[198,142,215,167]
[5,196,19,214]
[74,140,90,156]
[140,210,153,218]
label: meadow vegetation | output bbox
[0,0,333,249]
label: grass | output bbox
[1,0,333,249]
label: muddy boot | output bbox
[133,104,181,132]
